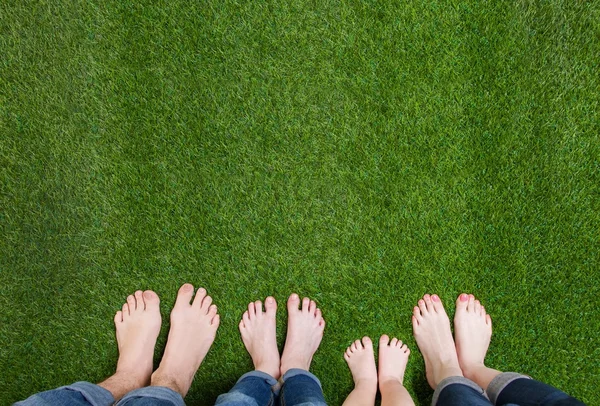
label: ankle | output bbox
[461,362,486,379]
[150,369,188,397]
[354,378,378,392]
[379,377,404,391]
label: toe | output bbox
[423,294,435,312]
[355,339,362,350]
[361,336,373,350]
[255,300,263,314]
[201,295,213,312]
[391,337,398,346]
[467,294,475,312]
[192,287,207,308]
[211,313,220,327]
[114,311,122,324]
[418,299,427,315]
[242,310,250,324]
[122,303,129,318]
[287,293,300,312]
[396,339,403,347]
[380,334,390,346]
[486,314,492,326]
[456,293,469,311]
[301,297,310,312]
[309,300,316,314]
[474,299,481,314]
[208,304,218,318]
[175,284,194,308]
[134,291,144,311]
[143,290,160,311]
[127,295,136,311]
[265,296,277,317]
[413,306,422,321]
[431,294,445,313]
[248,301,256,318]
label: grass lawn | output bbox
[1,0,599,404]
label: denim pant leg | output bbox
[14,382,114,406]
[487,372,586,406]
[115,386,185,406]
[280,369,326,406]
[432,376,492,406]
[215,371,278,406]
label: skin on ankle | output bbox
[454,293,501,390]
[151,284,220,397]
[412,294,463,389]
[342,337,377,406]
[378,335,415,406]
[239,297,281,379]
[280,294,325,376]
[98,290,162,401]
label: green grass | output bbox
[1,0,599,404]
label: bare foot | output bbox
[98,290,161,400]
[412,294,463,389]
[151,284,220,397]
[378,335,410,386]
[342,337,377,406]
[280,294,325,375]
[239,297,281,379]
[454,293,500,389]
[344,337,377,389]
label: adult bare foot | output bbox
[342,337,377,406]
[454,293,501,389]
[151,284,220,397]
[280,294,325,375]
[239,297,281,379]
[412,294,463,389]
[378,335,410,386]
[378,335,415,406]
[99,290,162,401]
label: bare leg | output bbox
[378,335,415,406]
[239,297,281,379]
[151,284,220,397]
[98,290,162,401]
[454,293,501,390]
[412,294,463,389]
[342,337,377,406]
[280,294,325,375]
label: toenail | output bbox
[267,297,274,303]
[460,294,468,301]
[432,295,439,302]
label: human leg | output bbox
[455,293,585,406]
[279,294,326,406]
[378,335,414,406]
[215,297,280,406]
[149,283,220,398]
[342,337,377,406]
[16,289,162,406]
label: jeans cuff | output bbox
[62,381,115,406]
[281,368,323,390]
[486,372,530,405]
[117,386,184,406]
[432,376,485,406]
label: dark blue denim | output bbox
[280,369,326,406]
[496,377,586,406]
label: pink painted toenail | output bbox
[460,294,468,301]
[432,295,440,302]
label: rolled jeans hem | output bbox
[117,386,184,406]
[281,368,323,389]
[15,381,114,406]
[486,372,531,405]
[432,376,485,406]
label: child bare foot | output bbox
[454,293,500,389]
[239,297,281,379]
[412,294,463,389]
[151,284,220,397]
[378,335,415,406]
[378,335,410,386]
[342,337,377,406]
[280,294,325,375]
[99,290,162,400]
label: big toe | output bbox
[456,293,469,313]
[287,293,300,313]
[143,290,160,311]
[175,283,194,308]
[379,334,390,347]
[265,296,277,317]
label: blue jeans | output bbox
[15,369,326,406]
[433,372,586,406]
